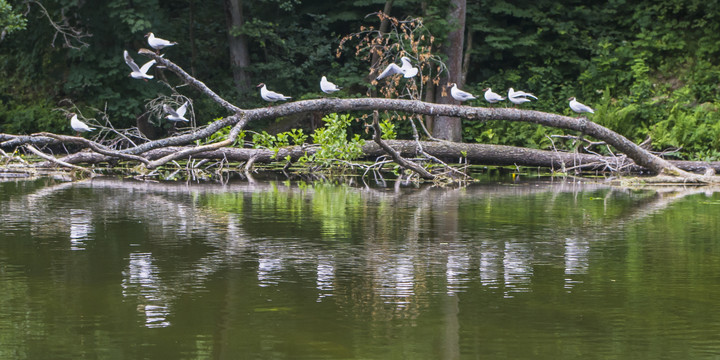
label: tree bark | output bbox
[432,0,466,142]
[224,0,251,92]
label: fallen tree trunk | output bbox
[45,140,720,175]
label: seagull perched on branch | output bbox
[568,97,595,115]
[123,50,156,80]
[257,83,291,103]
[320,76,341,94]
[376,56,418,80]
[68,113,95,135]
[508,88,537,106]
[449,83,477,102]
[483,88,505,104]
[144,32,176,52]
[163,101,190,122]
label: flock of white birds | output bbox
[70,32,595,135]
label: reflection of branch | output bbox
[28,0,91,50]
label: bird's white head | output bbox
[144,32,153,38]
[256,83,266,88]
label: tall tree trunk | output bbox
[189,0,198,76]
[432,0,466,142]
[224,0,251,92]
[461,28,472,86]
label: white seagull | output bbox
[145,32,177,52]
[568,97,595,114]
[163,101,190,122]
[449,83,477,102]
[483,88,505,103]
[257,83,291,103]
[320,76,341,94]
[69,113,95,135]
[376,56,419,80]
[123,50,156,80]
[508,88,538,105]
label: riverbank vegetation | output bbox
[1,0,719,183]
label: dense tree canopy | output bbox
[1,0,719,160]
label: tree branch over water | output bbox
[1,49,718,184]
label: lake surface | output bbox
[1,176,720,359]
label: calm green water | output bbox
[1,176,720,359]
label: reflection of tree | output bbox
[1,177,718,357]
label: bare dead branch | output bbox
[25,144,93,175]
[371,111,434,180]
[138,49,243,114]
[35,132,150,165]
[28,0,91,50]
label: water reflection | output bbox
[446,247,470,295]
[480,241,503,288]
[503,241,534,297]
[316,254,335,301]
[1,177,720,359]
[564,237,590,290]
[375,252,416,307]
[257,247,284,287]
[69,209,93,251]
[122,252,171,328]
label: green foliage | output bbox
[252,128,306,149]
[0,0,26,36]
[0,99,63,134]
[379,118,396,140]
[299,113,365,167]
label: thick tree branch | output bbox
[139,49,243,113]
[121,114,242,155]
[145,115,248,169]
